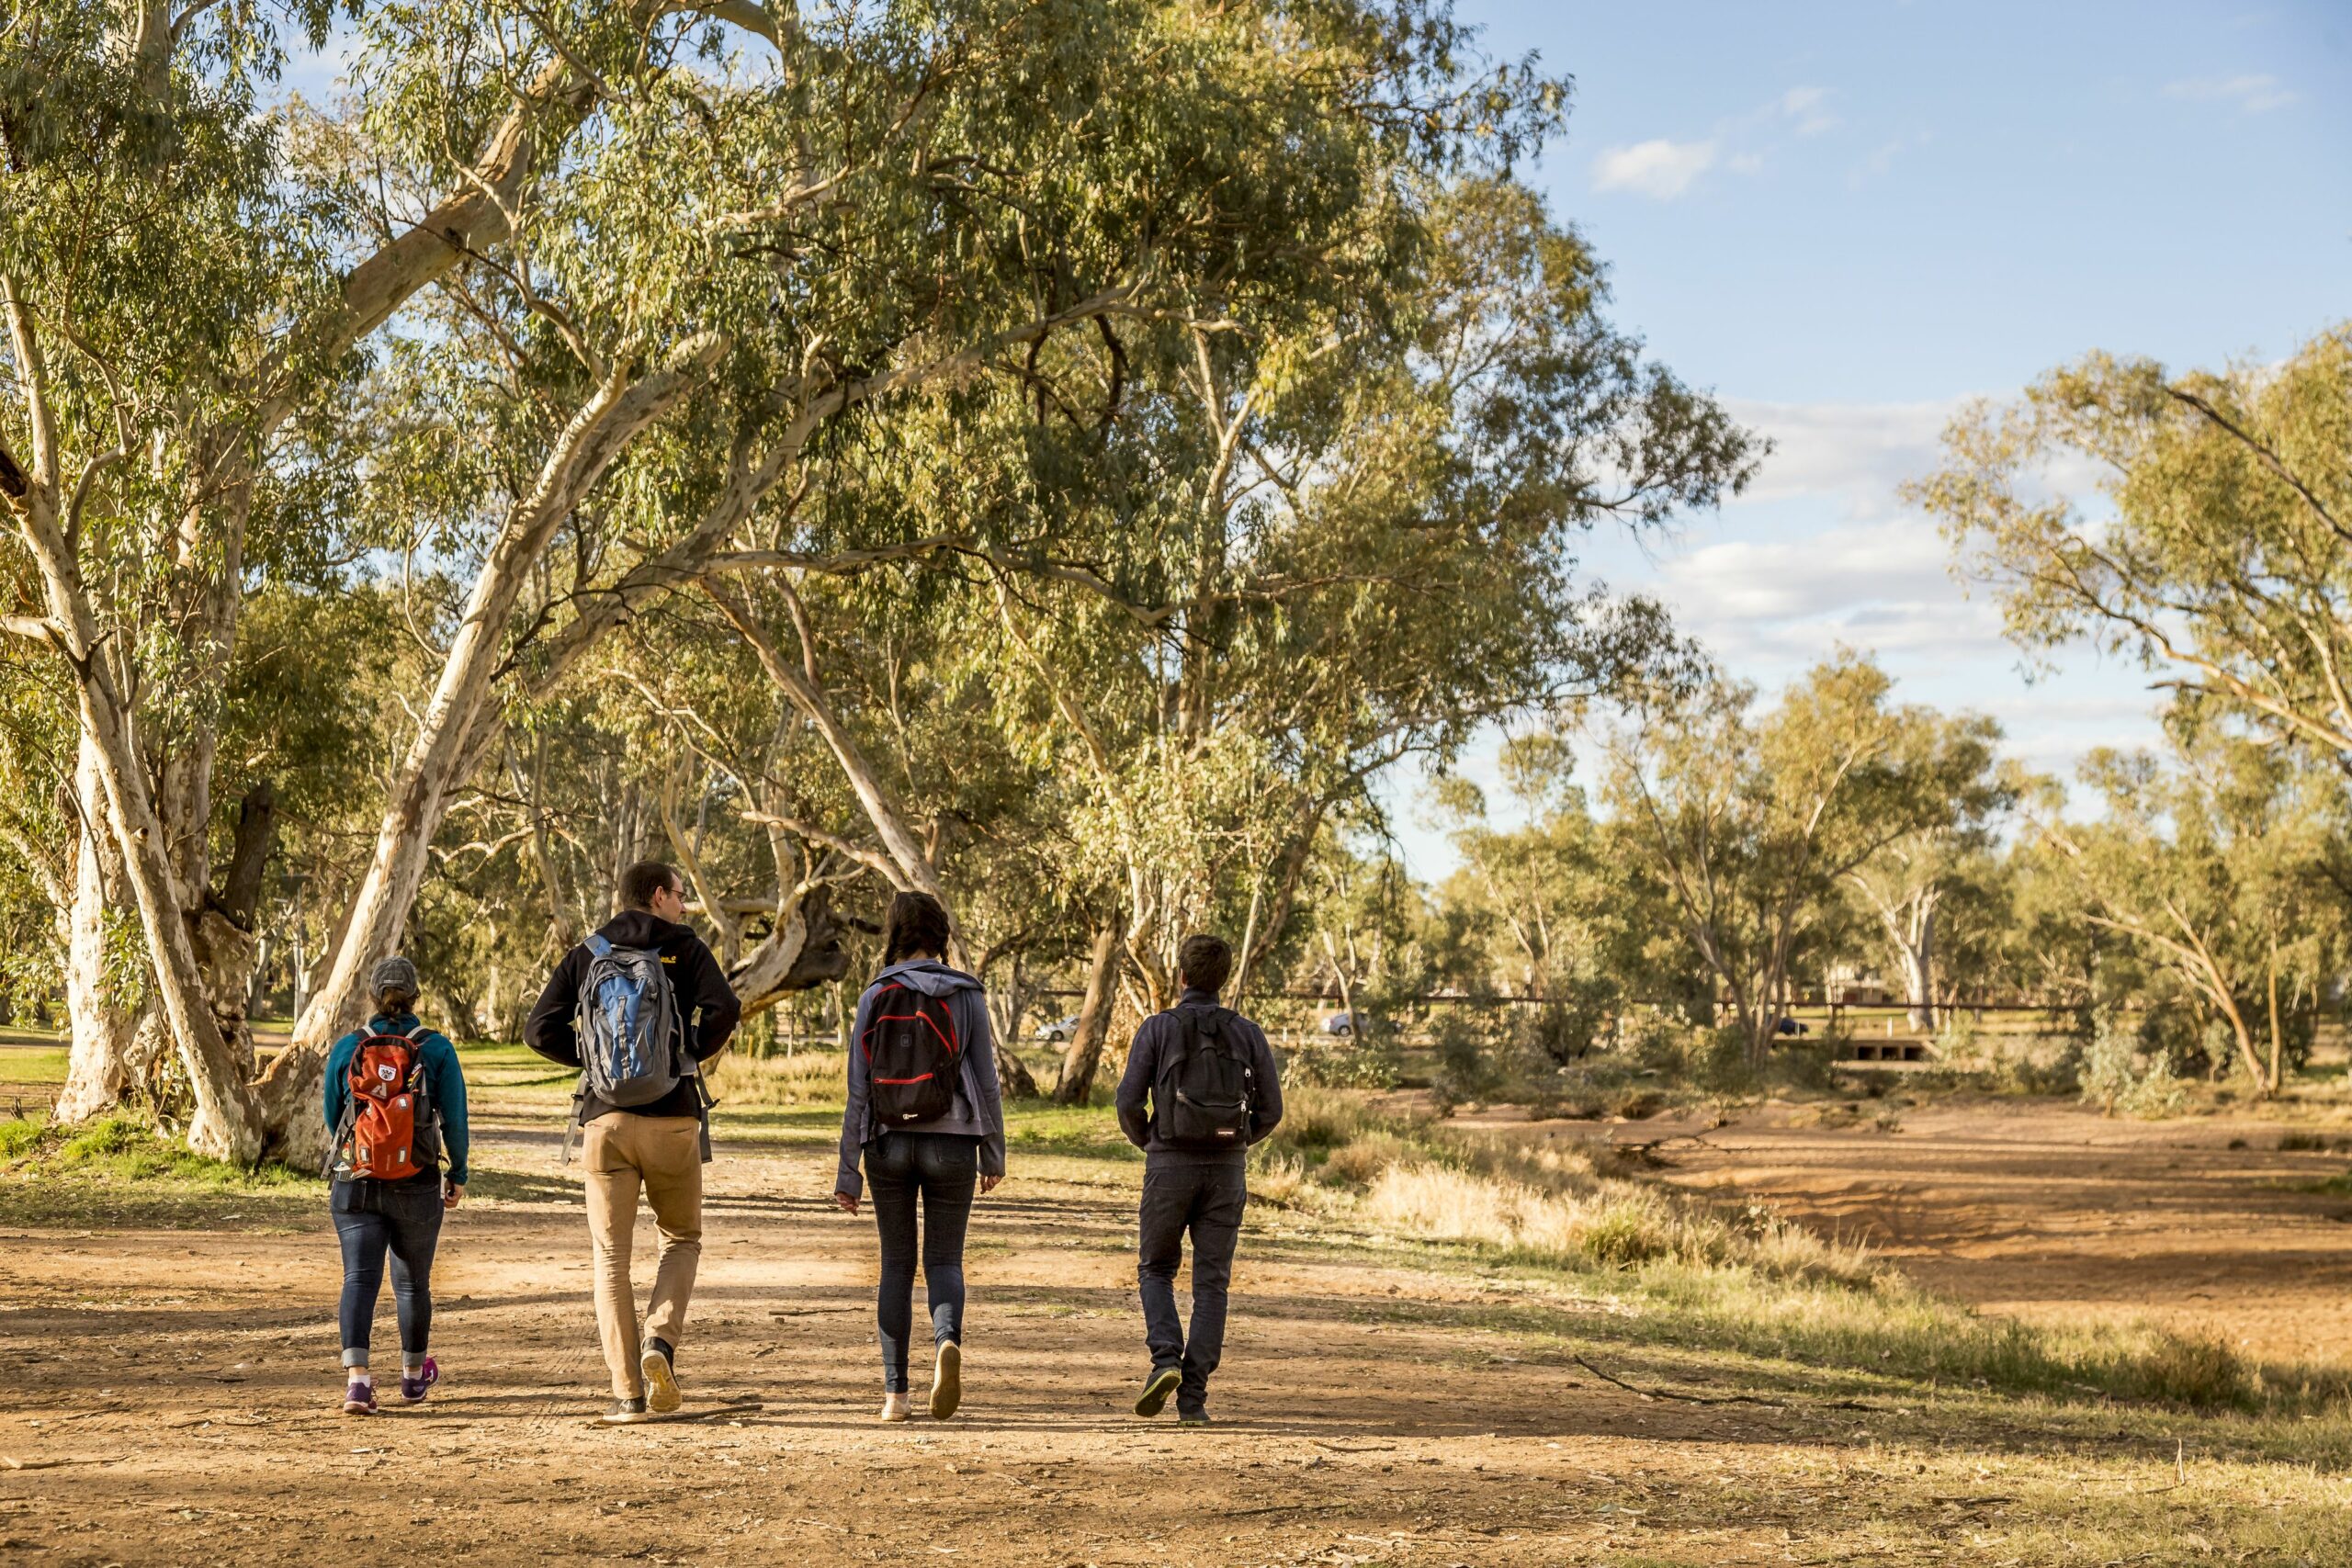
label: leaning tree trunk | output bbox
[996,1043,1040,1100]
[1053,923,1123,1105]
[289,346,723,1080]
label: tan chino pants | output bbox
[582,1113,704,1399]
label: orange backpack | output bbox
[328,1025,436,1180]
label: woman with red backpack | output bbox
[833,892,1007,1421]
[322,955,469,1416]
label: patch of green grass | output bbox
[0,1046,70,1085]
[0,1112,319,1228]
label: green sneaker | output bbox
[1133,1367,1182,1418]
[1178,1411,1212,1427]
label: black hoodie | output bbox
[524,909,742,1122]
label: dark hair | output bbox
[372,985,418,1016]
[620,860,683,912]
[881,890,952,966]
[1177,933,1232,996]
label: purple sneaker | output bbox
[399,1358,439,1404]
[343,1378,378,1416]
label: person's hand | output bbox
[443,1180,465,1211]
[979,1174,1002,1195]
[833,1190,860,1215]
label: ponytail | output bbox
[881,890,952,967]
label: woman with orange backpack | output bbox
[322,956,469,1416]
[833,892,1006,1421]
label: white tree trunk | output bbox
[54,741,140,1123]
[289,344,724,1064]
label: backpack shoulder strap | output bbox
[585,932,612,960]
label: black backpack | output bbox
[863,978,962,1127]
[1152,1004,1254,1150]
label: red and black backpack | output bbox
[862,982,961,1127]
[327,1024,437,1180]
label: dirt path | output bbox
[1649,1098,2352,1366]
[5,1106,2349,1564]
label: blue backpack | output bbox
[574,933,686,1108]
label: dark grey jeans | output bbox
[865,1132,978,1393]
[1136,1157,1247,1416]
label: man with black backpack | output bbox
[1115,932,1283,1426]
[526,860,741,1424]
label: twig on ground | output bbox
[1573,1354,1883,1414]
[2137,1438,2188,1495]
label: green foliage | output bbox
[2080,1020,2189,1119]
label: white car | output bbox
[1319,1010,1374,1038]
[1034,1015,1084,1043]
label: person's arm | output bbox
[1114,1017,1159,1150]
[523,948,584,1067]
[1246,1017,1284,1145]
[684,938,741,1061]
[834,987,875,1201]
[321,1033,354,1138]
[963,992,1007,1182]
[425,1033,469,1188]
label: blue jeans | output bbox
[332,1178,443,1368]
[1137,1157,1247,1416]
[864,1133,978,1393]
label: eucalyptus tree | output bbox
[1423,733,1637,1058]
[1917,324,2352,756]
[1841,710,2016,1029]
[290,0,1557,1073]
[947,174,1754,1017]
[1604,656,1999,1066]
[2031,733,2342,1094]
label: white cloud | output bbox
[1591,137,1719,199]
[1591,87,1849,201]
[1779,85,1839,136]
[2165,73,2298,112]
[1724,397,1965,513]
[1657,519,1956,626]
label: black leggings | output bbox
[864,1133,978,1392]
[332,1178,443,1367]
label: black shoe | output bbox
[1177,1408,1212,1427]
[1134,1367,1182,1418]
[600,1397,650,1425]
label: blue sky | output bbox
[1385,0,2352,876]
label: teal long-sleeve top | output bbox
[322,1013,469,1185]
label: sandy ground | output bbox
[1647,1098,2352,1367]
[5,1099,2351,1564]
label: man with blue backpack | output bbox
[1115,932,1283,1427]
[526,860,741,1424]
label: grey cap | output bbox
[368,955,420,1000]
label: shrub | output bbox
[2122,1329,2251,1408]
[1287,1032,1400,1090]
[2081,1021,2188,1118]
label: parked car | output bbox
[1774,1016,1811,1037]
[1034,1015,1084,1044]
[1319,1010,1375,1038]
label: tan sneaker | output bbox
[879,1392,912,1422]
[929,1341,962,1420]
[640,1345,681,1415]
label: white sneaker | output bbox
[879,1392,912,1422]
[930,1341,962,1420]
